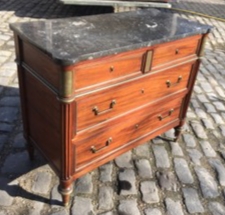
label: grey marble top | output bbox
[10,9,212,66]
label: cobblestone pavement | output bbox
[1,0,225,214]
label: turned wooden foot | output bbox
[174,125,184,142]
[59,180,73,206]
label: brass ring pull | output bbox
[166,76,182,88]
[91,137,112,153]
[158,109,174,121]
[92,100,116,116]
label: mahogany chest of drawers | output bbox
[10,9,211,205]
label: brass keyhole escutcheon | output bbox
[109,66,114,72]
[175,49,179,54]
[135,124,139,129]
[141,89,145,94]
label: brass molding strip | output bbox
[60,71,74,98]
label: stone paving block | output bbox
[190,121,208,139]
[213,101,225,111]
[118,200,140,215]
[135,159,152,179]
[194,85,202,93]
[215,86,225,98]
[211,113,224,125]
[134,142,150,157]
[4,86,19,96]
[197,94,209,103]
[140,181,159,204]
[190,99,200,108]
[170,142,183,156]
[29,201,45,215]
[165,198,184,215]
[195,108,208,119]
[209,159,225,186]
[164,129,175,139]
[0,177,18,206]
[187,110,197,118]
[201,118,215,130]
[99,212,117,215]
[98,186,114,210]
[200,82,214,92]
[1,151,32,174]
[220,125,225,137]
[32,171,52,194]
[152,137,164,144]
[71,197,95,215]
[156,171,178,192]
[118,169,137,195]
[99,162,113,182]
[174,158,194,184]
[0,107,18,123]
[207,93,218,101]
[195,167,219,198]
[208,202,225,215]
[187,148,203,165]
[115,151,133,168]
[204,103,217,113]
[0,96,20,106]
[49,209,69,215]
[145,208,162,215]
[0,77,11,86]
[13,132,26,148]
[200,141,217,157]
[183,133,196,147]
[182,187,204,213]
[152,145,170,168]
[75,173,93,194]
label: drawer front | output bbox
[152,35,201,69]
[76,62,194,131]
[74,97,183,169]
[74,49,145,90]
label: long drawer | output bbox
[76,62,195,131]
[73,96,183,170]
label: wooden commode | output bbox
[10,9,211,205]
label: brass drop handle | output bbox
[166,76,182,88]
[92,100,116,116]
[158,109,174,121]
[91,137,112,153]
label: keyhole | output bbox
[109,66,114,72]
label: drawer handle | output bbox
[92,100,116,116]
[158,109,174,121]
[166,76,182,88]
[91,137,113,153]
[175,49,179,54]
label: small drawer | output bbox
[151,35,201,69]
[74,49,146,90]
[73,97,183,169]
[76,62,195,131]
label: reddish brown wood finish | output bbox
[76,62,195,131]
[152,34,201,69]
[74,96,183,169]
[13,32,207,206]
